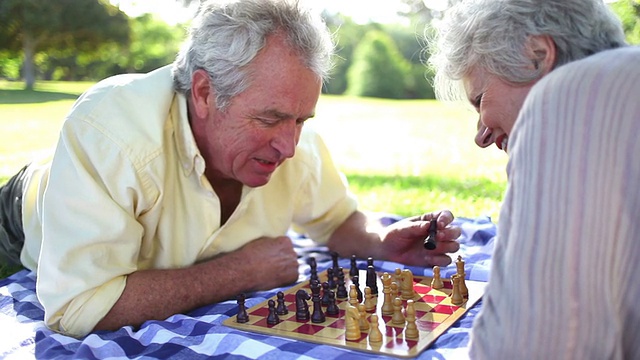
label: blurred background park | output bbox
[1,0,639,224]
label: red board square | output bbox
[249,308,270,317]
[431,304,458,314]
[421,294,447,303]
[294,323,326,335]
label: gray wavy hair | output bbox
[428,0,627,102]
[172,0,334,110]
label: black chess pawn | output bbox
[331,251,340,276]
[309,256,318,283]
[310,279,321,297]
[236,293,249,323]
[325,290,340,316]
[295,289,311,321]
[327,267,336,289]
[349,255,358,278]
[366,265,379,295]
[267,299,280,325]
[276,291,288,315]
[321,281,332,305]
[336,267,348,299]
[352,275,363,303]
[311,293,326,323]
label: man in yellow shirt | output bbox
[0,0,461,337]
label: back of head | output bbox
[428,0,627,102]
[172,0,334,110]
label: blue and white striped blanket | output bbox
[0,216,496,359]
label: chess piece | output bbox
[352,275,363,302]
[321,281,331,305]
[366,265,378,295]
[345,304,361,341]
[450,275,464,305]
[358,303,370,331]
[404,300,419,338]
[368,314,383,343]
[236,293,249,323]
[309,256,318,283]
[367,256,374,268]
[349,254,358,278]
[310,279,321,297]
[364,286,376,312]
[401,269,416,299]
[392,297,405,325]
[311,291,326,323]
[325,290,340,316]
[381,272,394,315]
[327,267,336,289]
[423,218,437,250]
[267,299,280,325]
[390,281,399,302]
[276,291,288,315]
[331,251,340,277]
[336,268,348,298]
[349,284,359,307]
[431,266,444,289]
[456,255,469,297]
[295,289,311,321]
[394,268,403,285]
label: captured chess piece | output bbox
[431,266,444,289]
[423,218,437,250]
[236,293,249,323]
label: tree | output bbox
[346,30,411,99]
[0,0,130,89]
[610,0,640,45]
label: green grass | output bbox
[0,80,508,278]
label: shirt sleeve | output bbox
[469,48,640,359]
[36,116,156,338]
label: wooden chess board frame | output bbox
[224,268,485,358]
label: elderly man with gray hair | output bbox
[0,0,461,338]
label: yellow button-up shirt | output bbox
[19,66,357,337]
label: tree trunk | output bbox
[22,33,36,90]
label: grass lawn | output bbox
[0,80,508,278]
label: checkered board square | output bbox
[223,268,485,358]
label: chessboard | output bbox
[224,263,485,358]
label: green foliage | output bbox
[610,0,640,45]
[346,30,411,99]
[0,0,130,88]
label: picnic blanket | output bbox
[0,215,496,359]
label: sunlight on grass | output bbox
[0,81,509,223]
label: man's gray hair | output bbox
[428,0,627,102]
[172,0,334,110]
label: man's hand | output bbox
[233,236,299,291]
[379,210,461,267]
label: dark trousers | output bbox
[0,165,28,267]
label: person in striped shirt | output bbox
[429,0,640,358]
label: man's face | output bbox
[195,35,322,188]
[463,66,535,153]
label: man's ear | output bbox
[190,69,216,119]
[526,34,556,76]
